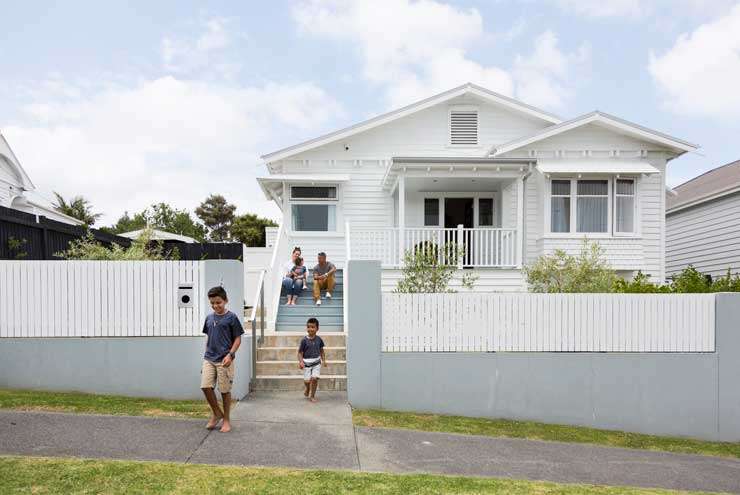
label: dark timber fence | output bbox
[0,206,242,261]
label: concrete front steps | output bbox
[275,270,343,332]
[252,332,347,391]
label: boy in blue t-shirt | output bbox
[200,286,244,433]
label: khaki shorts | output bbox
[200,359,235,393]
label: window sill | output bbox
[541,234,642,241]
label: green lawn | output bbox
[0,389,209,419]
[0,456,716,495]
[353,409,740,460]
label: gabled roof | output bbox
[0,132,35,190]
[261,83,563,164]
[667,159,740,213]
[490,111,698,157]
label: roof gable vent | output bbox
[450,108,478,145]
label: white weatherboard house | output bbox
[0,132,83,225]
[254,83,697,331]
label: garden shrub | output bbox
[525,240,619,293]
[56,228,179,261]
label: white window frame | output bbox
[287,184,342,235]
[447,105,480,148]
[420,192,498,228]
[614,178,637,237]
[549,179,572,234]
[545,176,640,238]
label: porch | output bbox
[348,157,529,269]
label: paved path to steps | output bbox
[1,392,740,494]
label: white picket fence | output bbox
[382,293,716,353]
[0,261,204,337]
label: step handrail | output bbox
[248,269,266,390]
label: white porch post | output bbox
[398,174,405,267]
[516,175,524,268]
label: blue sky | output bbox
[2,0,739,224]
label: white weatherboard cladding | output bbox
[0,185,11,205]
[280,159,391,266]
[499,123,659,158]
[292,95,550,159]
[666,192,740,277]
[381,269,525,293]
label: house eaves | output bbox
[489,111,699,158]
[261,83,563,165]
[0,132,35,191]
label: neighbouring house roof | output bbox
[257,174,351,207]
[667,159,740,213]
[490,111,698,158]
[261,83,563,164]
[536,159,659,175]
[0,132,35,190]
[120,229,197,243]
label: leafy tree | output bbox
[53,192,102,226]
[230,213,278,247]
[107,211,147,234]
[395,242,463,293]
[525,240,619,293]
[56,228,178,260]
[195,194,236,241]
[107,204,206,242]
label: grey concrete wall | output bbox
[346,260,740,442]
[347,260,382,409]
[0,336,252,400]
[201,259,245,313]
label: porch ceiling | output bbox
[382,157,534,192]
[405,176,510,193]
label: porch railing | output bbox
[349,226,518,268]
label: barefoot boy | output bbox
[298,317,326,402]
[201,286,244,432]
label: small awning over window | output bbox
[536,160,659,175]
[257,174,350,210]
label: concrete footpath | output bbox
[1,392,739,494]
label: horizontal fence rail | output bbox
[382,293,716,353]
[350,227,517,268]
[0,261,204,337]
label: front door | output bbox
[444,198,474,228]
[444,198,474,266]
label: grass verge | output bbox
[0,456,715,495]
[0,389,209,419]
[353,409,740,460]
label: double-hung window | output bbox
[290,186,337,232]
[550,180,571,233]
[615,179,635,234]
[549,178,635,235]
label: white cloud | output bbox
[293,0,589,110]
[547,0,737,19]
[549,0,644,18]
[649,4,740,117]
[162,17,241,78]
[2,20,343,225]
[514,31,591,109]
